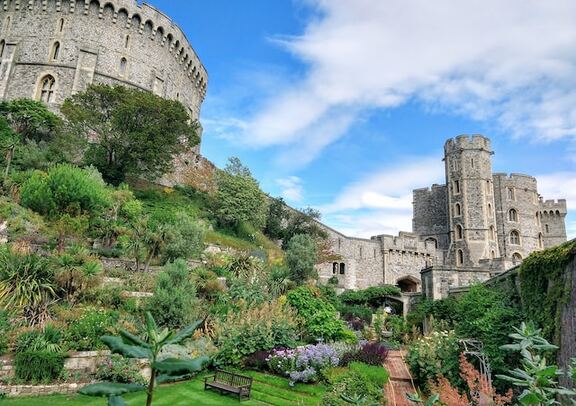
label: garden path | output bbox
[384,350,416,406]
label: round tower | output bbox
[444,135,499,267]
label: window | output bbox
[3,16,10,32]
[58,18,64,32]
[125,35,130,48]
[425,237,438,249]
[359,247,363,259]
[339,263,345,275]
[491,250,496,259]
[332,263,338,275]
[508,208,518,222]
[454,180,461,194]
[507,187,515,200]
[489,225,495,240]
[536,212,541,226]
[51,42,60,60]
[545,224,549,234]
[0,40,4,59]
[456,249,464,266]
[512,252,523,262]
[538,233,544,249]
[486,180,492,195]
[487,203,493,217]
[38,75,56,103]
[455,224,463,240]
[509,230,520,245]
[119,57,127,76]
[454,203,461,217]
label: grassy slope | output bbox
[2,372,326,406]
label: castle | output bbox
[317,135,567,300]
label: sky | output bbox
[147,0,576,239]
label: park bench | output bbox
[204,370,253,401]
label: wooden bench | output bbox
[204,370,253,401]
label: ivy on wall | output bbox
[518,239,576,343]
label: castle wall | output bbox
[539,199,568,248]
[0,0,206,132]
[412,184,449,251]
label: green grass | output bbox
[1,372,326,406]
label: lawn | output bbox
[1,372,327,406]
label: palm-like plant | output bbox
[80,312,210,406]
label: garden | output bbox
[0,88,574,406]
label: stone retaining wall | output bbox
[0,382,86,397]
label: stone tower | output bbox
[444,135,500,267]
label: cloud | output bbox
[277,176,305,202]
[318,156,444,237]
[214,0,576,164]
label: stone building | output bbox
[0,0,207,160]
[317,135,568,300]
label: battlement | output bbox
[413,184,446,197]
[372,232,437,254]
[539,199,567,215]
[492,172,537,189]
[444,134,492,153]
[1,0,207,97]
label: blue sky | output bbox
[148,0,576,238]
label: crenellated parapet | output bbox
[444,134,492,154]
[539,199,567,216]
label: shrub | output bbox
[14,351,65,383]
[341,341,389,366]
[65,309,118,351]
[14,325,63,353]
[406,330,462,392]
[267,343,340,384]
[95,354,146,385]
[286,286,352,342]
[162,212,205,261]
[321,369,383,406]
[339,285,401,308]
[348,361,389,387]
[213,300,298,367]
[0,311,10,356]
[147,259,199,329]
[285,234,317,283]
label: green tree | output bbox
[214,157,268,230]
[80,312,210,406]
[264,197,289,240]
[282,206,327,249]
[61,85,199,185]
[285,234,318,283]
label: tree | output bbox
[214,157,268,230]
[264,197,289,240]
[0,99,61,176]
[285,234,318,283]
[282,206,327,249]
[79,312,210,406]
[61,85,199,185]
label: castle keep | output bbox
[317,135,567,299]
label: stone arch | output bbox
[143,19,153,37]
[487,203,493,217]
[456,249,464,266]
[166,33,173,50]
[183,54,189,65]
[88,0,99,15]
[512,252,523,262]
[56,17,65,32]
[155,26,164,43]
[509,230,520,245]
[130,13,141,32]
[119,57,127,77]
[117,8,128,26]
[397,276,420,293]
[35,73,58,104]
[455,224,463,240]
[173,39,180,54]
[508,208,518,222]
[491,250,496,259]
[50,40,61,60]
[425,237,437,249]
[102,2,114,19]
[555,210,560,216]
[454,202,461,216]
[489,225,495,240]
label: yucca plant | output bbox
[80,312,210,406]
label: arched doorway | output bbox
[396,276,420,293]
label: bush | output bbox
[348,361,389,387]
[95,354,146,385]
[0,311,10,356]
[341,341,389,366]
[339,285,401,308]
[14,325,63,353]
[14,351,65,383]
[65,309,118,351]
[162,212,205,261]
[321,369,383,406]
[213,300,298,367]
[267,343,340,384]
[285,234,317,283]
[286,286,352,342]
[147,259,199,329]
[406,331,462,392]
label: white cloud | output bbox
[215,0,576,164]
[318,156,444,237]
[277,176,305,202]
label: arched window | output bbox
[491,250,496,259]
[489,225,495,240]
[425,237,438,249]
[58,18,65,32]
[339,263,345,275]
[512,252,523,262]
[332,263,338,275]
[454,180,461,194]
[507,187,515,200]
[119,57,127,76]
[454,203,461,217]
[51,42,61,60]
[538,233,544,249]
[0,40,5,59]
[508,208,518,222]
[3,16,10,32]
[536,212,541,226]
[509,230,520,245]
[38,75,56,103]
[124,34,130,48]
[359,247,363,259]
[455,224,463,240]
[456,249,464,266]
[486,180,492,195]
[487,203,493,217]
[545,224,549,234]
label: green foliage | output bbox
[62,85,199,185]
[264,197,288,240]
[213,300,298,367]
[285,234,318,283]
[281,207,328,250]
[348,362,389,387]
[95,354,146,385]
[406,331,462,392]
[452,284,522,375]
[0,311,9,355]
[321,369,383,406]
[65,309,119,351]
[14,325,63,354]
[0,245,56,326]
[147,259,199,329]
[517,240,576,343]
[80,312,209,406]
[53,246,103,303]
[213,157,268,230]
[286,286,352,342]
[339,285,401,308]
[161,212,205,261]
[496,322,576,405]
[14,351,65,383]
[20,164,109,217]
